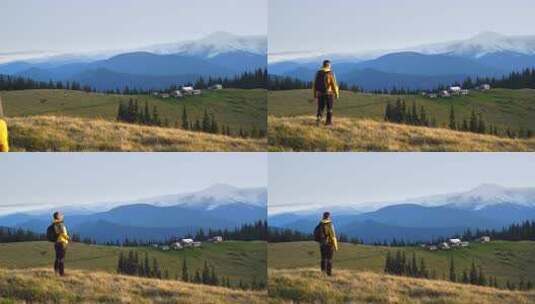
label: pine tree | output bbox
[181,106,189,130]
[449,105,456,130]
[449,256,456,282]
[182,258,189,282]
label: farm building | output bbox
[439,90,450,97]
[180,86,195,95]
[209,84,223,90]
[161,245,170,251]
[460,89,470,96]
[171,90,183,98]
[193,241,202,248]
[479,84,491,91]
[461,241,470,247]
[170,242,183,250]
[448,238,462,247]
[449,86,462,93]
[427,245,438,251]
[181,238,194,247]
[480,236,491,243]
[438,242,450,250]
[192,89,202,95]
[209,236,223,243]
[161,93,170,99]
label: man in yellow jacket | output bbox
[317,211,338,276]
[52,211,70,276]
[313,60,340,126]
[0,97,9,152]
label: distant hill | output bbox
[0,267,267,304]
[0,32,267,91]
[269,268,535,304]
[270,182,535,243]
[268,32,535,90]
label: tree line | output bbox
[268,74,361,93]
[194,69,267,90]
[384,99,437,127]
[385,250,533,291]
[0,74,95,92]
[117,249,265,290]
[448,106,533,139]
[116,100,265,138]
[461,220,535,242]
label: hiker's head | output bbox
[322,60,331,68]
[323,211,331,220]
[53,211,63,221]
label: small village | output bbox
[421,83,491,99]
[422,235,491,251]
[152,84,223,100]
[151,235,224,251]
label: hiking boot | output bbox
[326,112,333,125]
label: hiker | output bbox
[48,212,70,276]
[0,96,8,152]
[313,60,340,126]
[314,211,339,276]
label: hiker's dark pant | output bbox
[320,244,334,275]
[54,243,66,276]
[317,95,334,124]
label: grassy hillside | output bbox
[7,115,266,151]
[269,268,535,304]
[0,241,266,286]
[0,267,267,304]
[1,88,267,134]
[268,241,535,286]
[268,116,535,151]
[269,89,535,131]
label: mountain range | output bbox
[0,184,267,242]
[0,32,267,91]
[269,32,535,90]
[269,184,535,243]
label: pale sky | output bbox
[0,0,267,54]
[269,0,535,55]
[269,153,535,214]
[0,153,267,215]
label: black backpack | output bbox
[314,70,331,94]
[46,223,58,242]
[313,222,326,243]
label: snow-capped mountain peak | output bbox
[413,32,535,58]
[144,32,267,58]
[408,184,535,210]
[133,184,267,210]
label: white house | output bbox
[161,93,170,99]
[170,242,183,250]
[161,245,170,251]
[438,242,450,250]
[181,238,194,247]
[461,241,470,247]
[440,90,450,97]
[427,245,438,251]
[209,84,223,90]
[449,86,462,94]
[181,86,195,95]
[192,89,202,95]
[480,236,491,243]
[171,90,183,98]
[209,236,223,243]
[460,89,470,96]
[448,238,462,247]
[479,84,491,91]
[192,241,202,248]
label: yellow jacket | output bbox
[320,219,339,251]
[313,67,340,99]
[0,119,8,152]
[54,220,70,246]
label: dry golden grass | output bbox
[0,267,267,304]
[268,116,535,152]
[6,115,266,152]
[268,268,535,304]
